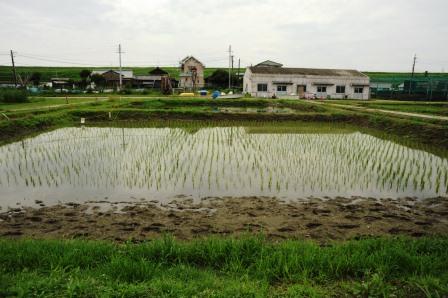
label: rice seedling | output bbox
[0,126,447,209]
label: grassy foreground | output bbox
[0,236,447,297]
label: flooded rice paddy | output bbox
[0,126,447,210]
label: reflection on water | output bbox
[0,127,447,209]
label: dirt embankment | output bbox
[1,196,447,242]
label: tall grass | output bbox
[0,236,447,297]
[0,88,28,103]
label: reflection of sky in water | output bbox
[0,127,447,209]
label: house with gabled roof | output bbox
[255,60,283,68]
[244,60,370,99]
[91,70,134,88]
[133,67,177,88]
[179,56,205,89]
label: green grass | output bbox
[324,99,448,117]
[126,98,327,112]
[361,102,448,117]
[0,236,447,297]
[0,97,103,112]
[365,104,448,117]
[2,65,448,82]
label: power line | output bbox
[15,54,107,67]
[1,49,241,69]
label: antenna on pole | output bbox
[10,50,17,88]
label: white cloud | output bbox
[1,0,447,71]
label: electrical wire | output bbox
[15,54,109,67]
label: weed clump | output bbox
[0,88,29,103]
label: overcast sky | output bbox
[0,0,447,71]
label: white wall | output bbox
[243,70,370,100]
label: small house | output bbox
[133,67,177,89]
[50,78,73,90]
[179,56,205,89]
[91,70,134,88]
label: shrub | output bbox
[119,88,132,95]
[0,88,29,103]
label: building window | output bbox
[257,84,268,92]
[277,85,287,92]
[317,86,327,93]
[354,87,364,94]
[336,86,346,93]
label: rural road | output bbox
[312,101,448,121]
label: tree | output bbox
[79,69,92,89]
[30,72,42,86]
[206,69,238,89]
[90,74,106,91]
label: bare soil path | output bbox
[1,196,447,242]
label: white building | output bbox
[243,61,370,100]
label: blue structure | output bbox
[212,90,220,99]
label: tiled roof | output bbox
[249,66,367,77]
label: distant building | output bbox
[255,60,283,68]
[50,78,73,90]
[133,67,177,88]
[370,82,393,91]
[0,82,16,88]
[91,68,177,89]
[91,70,134,88]
[243,60,370,99]
[149,67,169,76]
[132,76,160,88]
[179,56,205,89]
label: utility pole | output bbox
[10,50,17,87]
[118,44,123,90]
[228,45,232,90]
[409,54,417,94]
[237,58,241,91]
[231,55,234,91]
[411,54,417,77]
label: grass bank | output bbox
[325,100,448,117]
[0,236,447,297]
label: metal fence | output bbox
[370,77,448,101]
